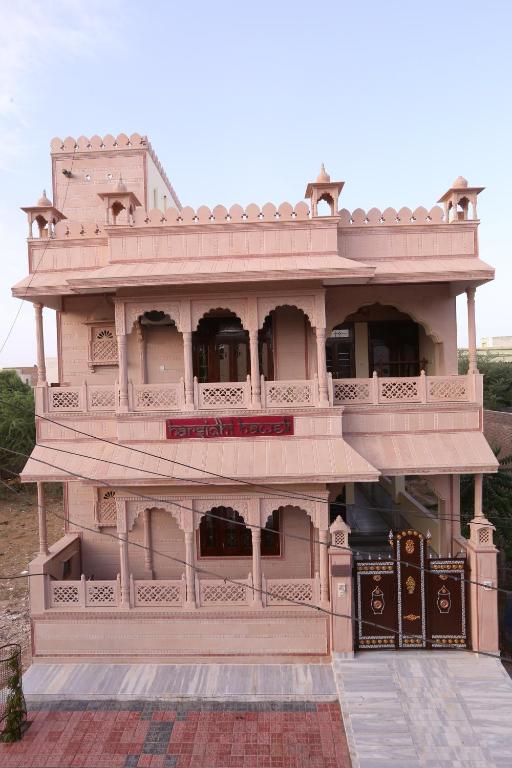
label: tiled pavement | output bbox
[0,700,351,768]
[333,651,512,768]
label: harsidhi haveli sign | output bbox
[166,415,294,439]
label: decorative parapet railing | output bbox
[131,576,185,607]
[129,381,184,411]
[262,376,318,408]
[338,205,446,226]
[195,377,252,410]
[49,576,120,609]
[196,575,253,607]
[263,576,320,607]
[330,373,477,406]
[45,383,117,412]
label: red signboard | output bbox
[166,415,294,439]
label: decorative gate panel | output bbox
[427,559,468,649]
[354,530,468,651]
[355,561,397,649]
[396,530,427,648]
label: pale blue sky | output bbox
[1,0,511,365]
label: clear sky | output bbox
[1,0,511,366]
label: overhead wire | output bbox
[1,447,510,597]
[0,475,511,666]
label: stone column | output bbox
[467,287,478,374]
[117,333,129,412]
[319,528,330,603]
[136,323,147,384]
[251,528,263,607]
[182,331,194,409]
[474,473,483,518]
[37,482,48,556]
[249,329,261,408]
[118,506,131,608]
[34,303,47,385]
[328,517,354,655]
[143,509,153,577]
[185,530,196,607]
[315,327,329,406]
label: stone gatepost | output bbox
[328,516,354,656]
[466,516,499,654]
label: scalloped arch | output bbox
[328,300,442,343]
[257,297,316,329]
[124,301,183,333]
[191,300,249,330]
[126,502,183,532]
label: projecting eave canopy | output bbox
[21,438,380,486]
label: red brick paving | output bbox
[0,701,351,768]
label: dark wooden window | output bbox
[369,322,420,377]
[326,323,355,378]
[199,507,281,557]
[193,317,249,383]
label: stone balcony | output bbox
[37,372,481,416]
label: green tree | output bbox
[458,352,512,411]
[0,371,35,479]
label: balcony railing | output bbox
[37,372,479,415]
[330,372,475,406]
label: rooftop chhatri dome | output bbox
[316,163,330,183]
[452,176,468,189]
[37,190,52,207]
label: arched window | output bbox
[199,507,281,557]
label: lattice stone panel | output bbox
[200,582,247,604]
[333,531,346,547]
[86,583,117,606]
[428,379,468,402]
[89,387,117,410]
[266,382,313,406]
[91,328,118,364]
[478,528,492,545]
[135,582,182,605]
[266,580,314,605]
[333,381,371,404]
[49,389,81,410]
[98,490,117,525]
[379,379,420,402]
[51,583,80,605]
[199,384,247,408]
[134,386,179,410]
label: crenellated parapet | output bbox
[339,205,446,226]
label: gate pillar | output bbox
[466,516,499,654]
[328,516,354,655]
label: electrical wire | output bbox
[1,447,509,597]
[1,475,511,666]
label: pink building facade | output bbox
[16,134,499,661]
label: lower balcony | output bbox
[38,372,481,414]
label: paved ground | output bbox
[22,663,337,701]
[333,651,512,768]
[0,700,351,768]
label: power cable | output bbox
[0,476,511,666]
[12,405,502,531]
[1,448,509,597]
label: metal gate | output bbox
[355,530,468,650]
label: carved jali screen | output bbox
[355,530,468,651]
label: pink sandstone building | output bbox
[15,133,500,661]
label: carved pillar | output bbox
[34,303,47,385]
[467,287,478,374]
[315,327,329,406]
[328,517,353,654]
[37,482,48,556]
[143,509,153,577]
[117,333,129,412]
[136,322,147,384]
[251,528,263,607]
[185,530,196,607]
[319,528,330,603]
[474,473,484,518]
[182,331,194,409]
[118,504,131,608]
[467,512,499,654]
[249,329,261,408]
